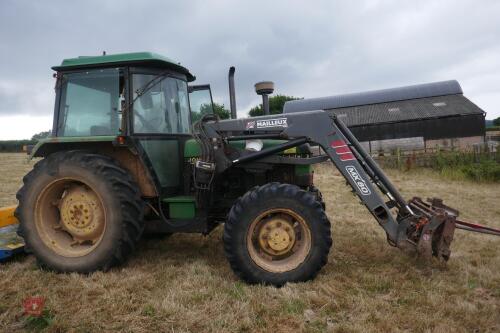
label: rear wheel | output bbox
[224,183,332,285]
[16,151,144,272]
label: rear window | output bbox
[57,68,124,137]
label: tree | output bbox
[31,130,51,142]
[493,117,500,127]
[248,95,301,117]
[192,102,230,122]
[213,102,230,120]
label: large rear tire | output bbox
[224,183,332,286]
[16,151,144,272]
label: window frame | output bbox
[53,67,125,137]
[128,67,192,137]
[188,84,215,123]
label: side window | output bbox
[58,68,122,136]
[133,75,190,134]
[189,85,214,123]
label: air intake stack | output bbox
[255,81,274,115]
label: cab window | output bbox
[189,85,214,123]
[132,74,190,134]
[57,68,123,136]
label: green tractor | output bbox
[17,52,330,285]
[16,52,497,286]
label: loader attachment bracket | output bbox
[408,197,457,260]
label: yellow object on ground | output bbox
[0,206,18,228]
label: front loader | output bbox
[1,52,498,285]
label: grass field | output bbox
[0,153,499,332]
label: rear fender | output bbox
[29,136,157,197]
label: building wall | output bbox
[360,135,483,153]
[425,136,484,150]
[348,114,485,142]
[360,137,424,153]
[486,130,500,142]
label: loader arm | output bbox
[201,111,413,247]
[199,110,499,258]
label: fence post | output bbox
[396,148,401,170]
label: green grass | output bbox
[380,150,500,182]
[433,151,500,182]
[24,309,54,331]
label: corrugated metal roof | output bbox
[283,80,463,113]
[329,95,484,127]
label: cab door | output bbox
[130,70,191,196]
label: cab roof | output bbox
[52,52,195,81]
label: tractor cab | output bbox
[51,52,210,136]
[48,52,215,199]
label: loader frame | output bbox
[202,111,409,245]
[199,110,500,257]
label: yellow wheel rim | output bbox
[247,208,311,273]
[35,178,106,257]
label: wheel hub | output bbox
[258,218,296,256]
[59,186,104,242]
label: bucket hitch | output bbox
[405,197,500,260]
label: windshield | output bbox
[132,74,190,134]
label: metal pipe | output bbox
[456,225,500,236]
[232,137,307,164]
[262,94,270,115]
[228,67,237,119]
[456,219,500,236]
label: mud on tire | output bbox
[224,183,332,286]
[15,151,144,272]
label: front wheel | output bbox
[224,183,332,286]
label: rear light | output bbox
[116,136,126,145]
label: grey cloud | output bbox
[0,0,499,119]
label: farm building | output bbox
[283,80,486,153]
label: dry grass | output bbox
[0,153,499,332]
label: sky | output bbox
[1,0,499,139]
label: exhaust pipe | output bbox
[228,67,237,119]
